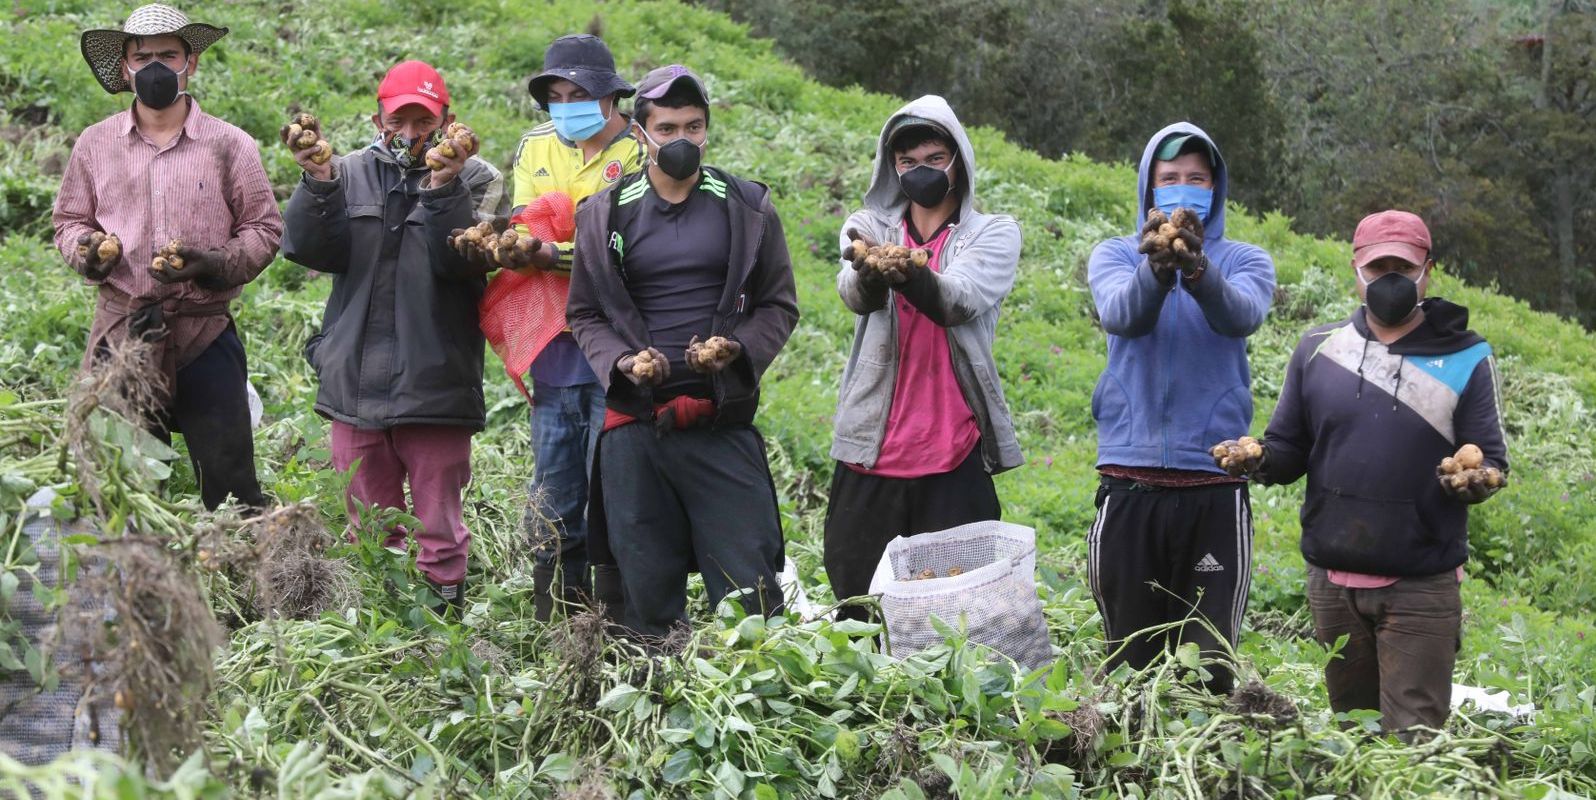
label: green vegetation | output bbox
[2,0,1595,797]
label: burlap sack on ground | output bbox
[868,520,1054,670]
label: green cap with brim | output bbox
[886,115,951,149]
[1155,133,1213,163]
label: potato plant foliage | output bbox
[1,1,1594,798]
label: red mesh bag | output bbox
[478,192,579,400]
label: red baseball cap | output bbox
[1352,210,1431,269]
[378,60,449,116]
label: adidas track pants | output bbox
[1086,476,1252,693]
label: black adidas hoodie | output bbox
[1256,298,1509,576]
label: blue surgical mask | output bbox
[1152,184,1213,221]
[548,100,609,142]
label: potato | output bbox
[151,256,169,272]
[1482,467,1503,488]
[1240,437,1263,459]
[1455,444,1484,470]
[1171,208,1199,230]
[97,234,121,262]
[909,249,929,268]
[308,141,334,165]
[850,239,869,259]
[915,568,936,581]
[1171,238,1189,255]
[1438,457,1460,475]
[153,239,185,271]
[1449,472,1471,490]
[1159,223,1179,238]
[946,566,964,577]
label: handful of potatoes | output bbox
[629,348,662,381]
[1437,443,1505,492]
[426,122,479,171]
[150,238,185,274]
[77,231,121,264]
[1210,435,1265,475]
[1138,208,1201,259]
[689,335,737,370]
[281,112,333,165]
[449,221,543,270]
[848,240,930,281]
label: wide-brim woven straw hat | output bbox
[80,4,228,94]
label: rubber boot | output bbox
[591,563,627,635]
[533,562,558,622]
[427,578,466,616]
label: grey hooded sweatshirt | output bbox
[831,95,1024,474]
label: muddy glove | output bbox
[448,216,515,274]
[1169,207,1207,279]
[1136,210,1180,283]
[76,231,122,280]
[1210,436,1266,477]
[149,246,229,289]
[1436,443,1506,504]
[618,347,670,387]
[686,335,742,374]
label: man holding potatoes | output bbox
[52,3,283,513]
[280,59,508,610]
[1214,209,1508,734]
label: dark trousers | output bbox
[600,423,785,639]
[822,448,1001,622]
[131,324,264,511]
[1306,566,1460,733]
[1087,477,1251,693]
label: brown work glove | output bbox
[1168,207,1207,278]
[1436,443,1506,504]
[148,239,229,289]
[618,347,670,387]
[686,335,742,374]
[76,231,122,280]
[1137,209,1180,283]
[1210,436,1266,477]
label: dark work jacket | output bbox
[566,166,800,426]
[281,147,508,430]
[566,167,799,568]
[1256,299,1509,576]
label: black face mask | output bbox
[1365,272,1420,326]
[132,61,184,110]
[654,137,703,181]
[899,163,952,208]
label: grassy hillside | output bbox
[2,0,1594,797]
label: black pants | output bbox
[152,325,266,511]
[600,423,785,639]
[1087,477,1251,693]
[822,448,1001,622]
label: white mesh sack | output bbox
[867,520,1054,670]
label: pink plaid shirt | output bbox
[52,99,282,304]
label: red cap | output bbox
[1352,210,1431,269]
[377,60,449,116]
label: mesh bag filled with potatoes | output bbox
[867,521,1054,670]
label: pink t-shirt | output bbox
[1327,566,1466,588]
[851,222,980,479]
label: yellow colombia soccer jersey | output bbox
[510,120,643,271]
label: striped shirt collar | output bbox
[117,97,206,142]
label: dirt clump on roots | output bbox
[247,504,357,620]
[63,537,224,770]
[65,335,167,511]
[197,503,358,622]
[1226,678,1299,724]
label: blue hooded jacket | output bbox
[1086,123,1276,472]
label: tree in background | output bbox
[700,0,1595,328]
